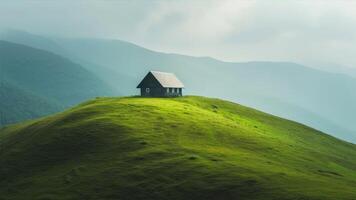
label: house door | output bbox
[146,88,150,95]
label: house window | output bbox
[146,88,150,93]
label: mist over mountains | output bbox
[1,30,356,143]
[0,38,114,125]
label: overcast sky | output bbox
[1,0,356,69]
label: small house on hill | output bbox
[137,71,184,97]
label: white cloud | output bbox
[2,0,356,69]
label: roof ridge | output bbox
[150,70,173,74]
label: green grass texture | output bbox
[1,96,356,200]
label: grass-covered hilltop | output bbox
[1,96,356,200]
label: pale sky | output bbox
[1,0,356,69]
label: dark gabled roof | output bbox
[137,71,184,88]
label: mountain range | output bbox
[0,39,114,125]
[1,30,356,143]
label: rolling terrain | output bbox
[0,40,115,126]
[0,96,356,200]
[2,30,356,143]
[0,40,114,106]
[55,39,356,142]
[0,81,60,126]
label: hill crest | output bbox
[1,96,356,199]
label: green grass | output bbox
[1,96,356,200]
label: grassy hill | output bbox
[3,30,356,142]
[0,96,356,200]
[52,36,356,142]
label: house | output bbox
[137,71,184,97]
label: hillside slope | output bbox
[4,30,355,142]
[59,39,356,142]
[7,31,351,143]
[0,81,61,126]
[0,40,114,107]
[0,96,356,200]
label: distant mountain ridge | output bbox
[0,40,115,126]
[2,30,356,142]
[0,81,60,126]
